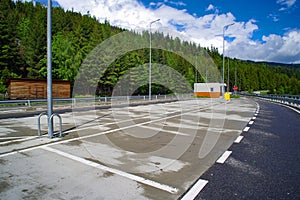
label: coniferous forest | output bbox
[1,0,300,97]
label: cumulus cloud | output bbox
[277,0,297,11]
[206,4,215,11]
[57,0,158,30]
[25,0,300,63]
[230,30,300,63]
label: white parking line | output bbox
[234,135,244,143]
[180,179,208,200]
[42,146,178,194]
[1,102,221,158]
[0,136,28,140]
[140,125,189,136]
[216,151,232,164]
[0,136,39,145]
[65,102,215,134]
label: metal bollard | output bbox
[37,112,47,136]
[50,113,63,137]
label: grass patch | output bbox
[230,94,240,98]
[194,96,210,98]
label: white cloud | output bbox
[268,14,279,22]
[276,0,297,11]
[57,0,157,30]
[163,0,186,7]
[54,0,300,63]
[277,0,296,7]
[206,4,214,11]
[230,30,300,63]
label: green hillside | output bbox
[1,0,299,96]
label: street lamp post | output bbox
[222,23,234,96]
[149,19,160,100]
[195,55,198,83]
[47,0,53,137]
[234,61,237,94]
[227,55,230,92]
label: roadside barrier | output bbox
[242,93,300,110]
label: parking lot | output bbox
[0,98,256,199]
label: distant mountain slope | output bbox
[246,60,300,69]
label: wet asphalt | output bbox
[195,99,300,200]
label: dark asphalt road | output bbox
[195,99,300,200]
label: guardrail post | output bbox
[27,99,31,107]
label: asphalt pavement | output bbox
[195,99,300,200]
[0,98,256,200]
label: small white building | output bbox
[194,83,224,98]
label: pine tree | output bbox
[0,8,21,93]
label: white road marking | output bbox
[0,102,221,158]
[42,146,178,194]
[243,126,250,132]
[234,136,244,143]
[0,151,18,157]
[180,179,208,200]
[252,116,256,120]
[281,104,300,114]
[0,136,39,145]
[140,125,188,136]
[65,102,216,135]
[0,136,28,140]
[249,121,254,125]
[216,150,232,164]
[63,123,102,134]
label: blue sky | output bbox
[141,0,300,42]
[23,0,300,63]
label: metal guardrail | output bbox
[0,94,193,108]
[242,93,300,110]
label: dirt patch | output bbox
[85,157,108,167]
[63,140,83,146]
[103,171,114,178]
[0,181,10,192]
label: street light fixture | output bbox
[222,23,234,96]
[149,19,160,100]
